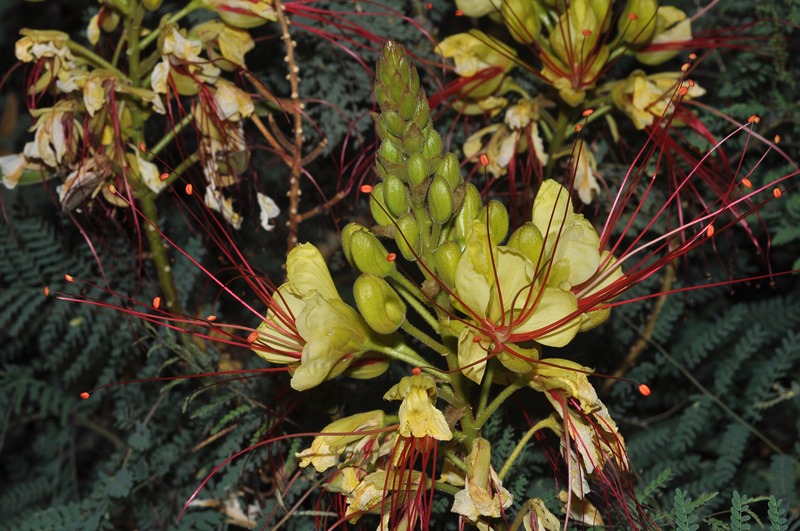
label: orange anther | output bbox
[386,253,397,262]
[688,53,697,60]
[773,188,782,199]
[581,29,592,36]
[185,183,193,195]
[741,178,752,189]
[80,392,90,400]
[153,296,161,309]
[455,8,463,15]
[773,134,781,144]
[247,331,259,343]
[681,63,690,72]
[43,286,49,297]
[138,141,146,152]
[706,224,715,238]
[479,153,490,166]
[426,2,432,8]
[582,109,594,117]
[688,79,695,87]
[678,86,689,96]
[109,184,117,194]
[206,315,217,322]
[65,274,74,283]
[473,336,481,343]
[638,384,651,397]
[360,184,373,193]
[747,115,760,124]
[159,172,170,181]
[574,124,583,132]
[411,367,422,375]
[627,13,638,20]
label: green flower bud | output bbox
[398,89,418,121]
[342,222,369,268]
[501,0,541,44]
[378,138,405,168]
[381,110,405,138]
[354,274,407,334]
[402,122,424,155]
[142,0,163,10]
[369,183,394,226]
[478,200,509,245]
[101,11,121,32]
[436,152,462,191]
[434,241,461,288]
[507,222,544,262]
[579,307,611,332]
[619,0,658,45]
[351,229,396,277]
[389,71,405,105]
[383,174,410,217]
[428,175,453,224]
[406,153,430,187]
[395,213,421,261]
[422,128,443,163]
[497,344,539,374]
[454,183,482,246]
[376,54,393,89]
[408,67,421,97]
[413,98,430,130]
[375,82,390,109]
[344,355,390,380]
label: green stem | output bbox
[544,109,571,179]
[473,377,527,430]
[477,361,495,415]
[146,112,195,159]
[137,1,202,51]
[370,343,449,383]
[442,450,467,472]
[139,192,180,311]
[67,41,128,81]
[400,320,449,357]
[389,272,439,333]
[160,151,200,187]
[498,417,556,481]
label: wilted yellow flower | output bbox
[201,0,278,29]
[296,410,385,472]
[384,374,452,440]
[606,70,705,129]
[213,80,254,121]
[0,154,26,189]
[204,186,243,229]
[451,438,513,522]
[256,192,280,231]
[635,6,692,65]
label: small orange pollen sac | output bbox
[455,8,463,16]
[581,29,592,36]
[386,252,397,262]
[80,391,90,400]
[678,86,689,96]
[773,134,781,144]
[574,124,583,132]
[706,224,715,238]
[638,384,651,397]
[426,2,432,9]
[43,286,50,297]
[627,13,638,20]
[581,109,594,117]
[741,178,752,189]
[185,183,193,195]
[65,274,74,283]
[138,141,147,152]
[688,53,697,60]
[360,184,373,193]
[206,315,217,322]
[108,184,117,195]
[773,188,782,199]
[247,331,259,343]
[747,115,760,124]
[159,172,170,182]
[479,153,490,166]
[680,63,690,73]
[411,367,422,375]
[152,296,161,309]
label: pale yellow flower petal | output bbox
[0,154,26,189]
[257,192,280,231]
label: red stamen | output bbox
[706,224,715,237]
[138,141,146,152]
[688,53,697,60]
[638,384,651,397]
[748,115,760,124]
[411,367,422,375]
[582,109,594,117]
[574,124,583,132]
[185,183,193,195]
[80,391,90,400]
[627,13,638,20]
[65,274,74,283]
[773,188,782,199]
[687,79,696,87]
[207,315,217,322]
[581,29,592,37]
[247,331,259,343]
[159,172,170,181]
[681,63,690,73]
[678,86,689,96]
[479,153,490,166]
[153,296,161,309]
[741,178,752,189]
[360,184,373,193]
[386,253,397,262]
[43,286,49,297]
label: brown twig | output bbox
[601,260,677,394]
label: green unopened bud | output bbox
[395,214,421,261]
[501,0,541,44]
[342,222,369,267]
[434,241,461,288]
[436,152,462,190]
[101,11,121,32]
[422,128,443,163]
[398,89,418,121]
[467,438,492,487]
[389,71,405,104]
[381,110,405,137]
[345,355,390,380]
[413,98,430,130]
[375,82,390,108]
[402,122,424,154]
[579,307,611,332]
[351,229,396,277]
[369,183,393,226]
[406,153,429,187]
[478,200,509,245]
[142,0,163,10]
[354,274,406,334]
[497,344,539,374]
[428,175,453,224]
[454,183,482,246]
[383,174,409,217]
[619,0,658,45]
[507,222,544,262]
[378,138,405,168]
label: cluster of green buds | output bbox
[265,42,632,528]
[435,0,703,200]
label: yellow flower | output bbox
[451,438,513,522]
[204,186,243,229]
[213,80,254,121]
[607,70,705,130]
[296,410,385,472]
[252,243,377,391]
[384,374,453,440]
[344,470,424,523]
[23,105,78,169]
[0,154,26,189]
[256,192,280,231]
[435,30,517,99]
[635,6,692,65]
[572,140,600,205]
[201,0,277,29]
